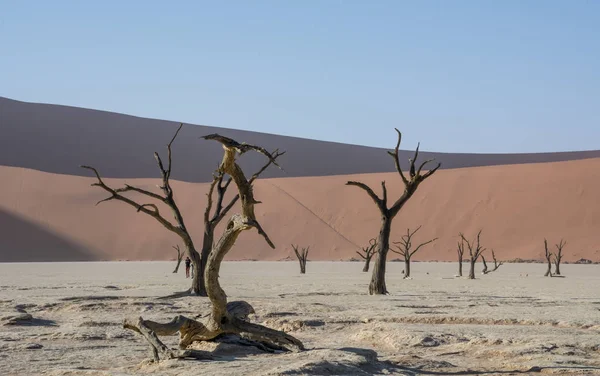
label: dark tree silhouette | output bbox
[346,129,440,294]
[172,245,183,274]
[391,226,437,278]
[456,239,466,277]
[543,239,553,277]
[481,249,503,274]
[553,239,566,276]
[292,244,309,274]
[459,230,486,280]
[356,238,377,272]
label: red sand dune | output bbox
[1,157,599,263]
[1,97,599,263]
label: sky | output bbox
[1,0,599,153]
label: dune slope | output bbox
[1,157,599,262]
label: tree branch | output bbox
[81,165,181,234]
[387,128,409,185]
[346,181,385,211]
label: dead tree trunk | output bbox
[553,239,566,276]
[196,145,282,295]
[391,226,437,279]
[456,239,465,277]
[122,134,302,362]
[482,250,503,274]
[172,245,183,273]
[356,238,377,272]
[544,239,553,277]
[346,129,440,295]
[481,255,488,274]
[459,230,486,280]
[292,245,309,274]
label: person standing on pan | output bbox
[185,256,191,278]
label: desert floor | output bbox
[1,261,599,375]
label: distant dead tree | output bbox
[120,133,303,362]
[459,230,486,280]
[356,238,377,272]
[543,239,553,277]
[172,245,184,274]
[553,239,566,276]
[346,129,440,294]
[481,250,503,274]
[391,226,437,278]
[82,124,282,296]
[456,240,465,277]
[292,244,309,274]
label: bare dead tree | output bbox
[544,239,553,277]
[356,238,377,272]
[197,148,283,296]
[172,245,184,274]
[121,134,303,362]
[456,239,465,277]
[82,124,283,296]
[481,249,503,274]
[554,239,566,276]
[459,230,486,280]
[82,124,207,292]
[346,129,440,294]
[292,244,309,274]
[391,226,437,278]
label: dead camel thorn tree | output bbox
[543,238,566,277]
[456,240,465,277]
[119,133,303,362]
[391,226,437,279]
[459,230,486,280]
[172,245,183,274]
[481,249,503,274]
[291,244,309,274]
[346,128,440,295]
[553,239,566,276]
[357,238,377,272]
[82,123,283,296]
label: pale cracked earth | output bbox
[1,261,599,375]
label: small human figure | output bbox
[185,257,191,278]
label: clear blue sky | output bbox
[1,0,599,153]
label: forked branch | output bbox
[482,250,503,274]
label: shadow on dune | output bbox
[0,208,96,262]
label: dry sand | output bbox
[1,261,599,375]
